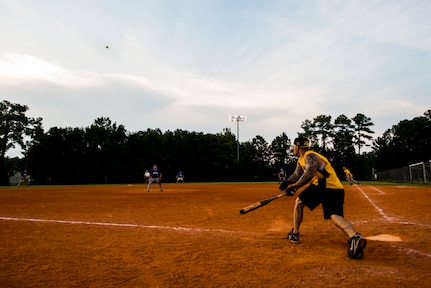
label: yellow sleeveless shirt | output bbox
[298,150,343,189]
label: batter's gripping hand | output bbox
[285,186,297,196]
[279,180,291,191]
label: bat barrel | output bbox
[239,193,285,215]
[239,202,262,214]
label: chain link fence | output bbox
[376,160,431,184]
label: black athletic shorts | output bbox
[298,184,345,219]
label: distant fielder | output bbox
[147,164,163,192]
[343,167,359,185]
[176,171,185,183]
[277,168,287,183]
[17,169,29,187]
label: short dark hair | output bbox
[293,137,310,148]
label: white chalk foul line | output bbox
[0,216,234,233]
[355,187,431,228]
[356,187,431,258]
[393,245,431,258]
[369,186,385,195]
[356,186,394,222]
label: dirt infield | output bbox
[1,183,431,287]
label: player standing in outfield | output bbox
[279,137,366,259]
[176,171,185,183]
[343,167,359,185]
[277,168,287,183]
[147,164,163,192]
[17,169,29,186]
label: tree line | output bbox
[1,100,430,184]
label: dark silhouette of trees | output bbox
[0,100,42,184]
[241,135,272,181]
[352,113,374,155]
[27,127,87,184]
[299,113,375,179]
[333,114,356,166]
[373,110,431,171]
[26,122,240,184]
[6,100,431,185]
[269,133,295,169]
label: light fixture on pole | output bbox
[229,115,246,164]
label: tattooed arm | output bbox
[287,162,303,184]
[290,153,320,189]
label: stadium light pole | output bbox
[229,115,246,164]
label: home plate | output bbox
[365,234,401,242]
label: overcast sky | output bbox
[1,0,431,157]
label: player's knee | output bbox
[295,197,303,205]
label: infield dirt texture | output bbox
[1,183,431,287]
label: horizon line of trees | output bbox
[1,100,430,185]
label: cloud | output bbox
[2,0,431,159]
[0,53,105,88]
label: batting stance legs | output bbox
[288,185,366,259]
[291,199,355,239]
